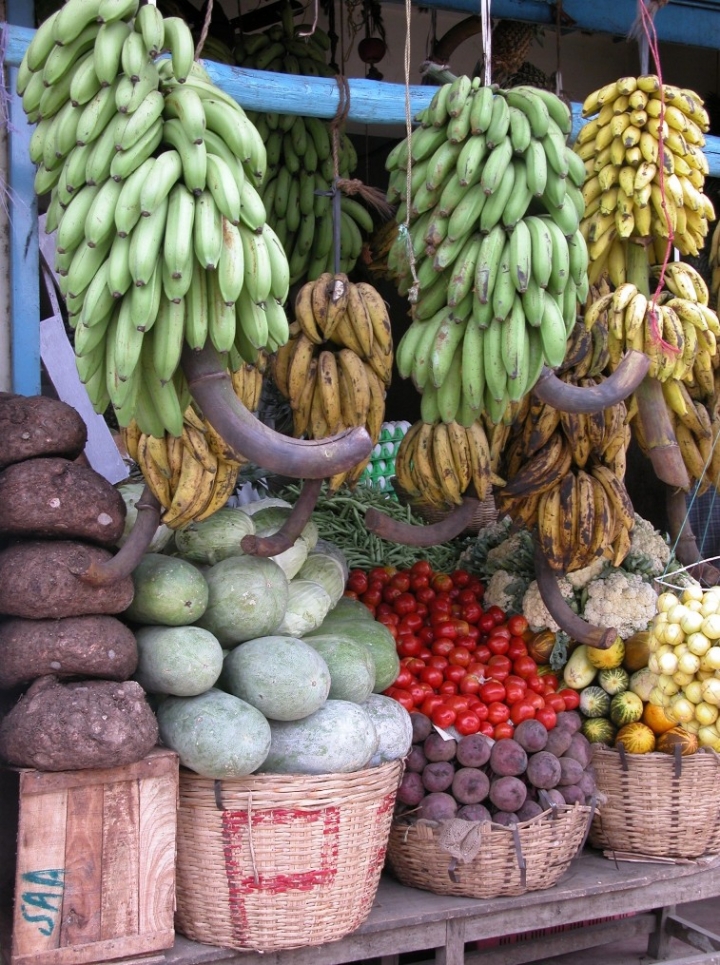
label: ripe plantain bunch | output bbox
[234,3,372,285]
[495,315,635,572]
[272,274,393,491]
[575,75,714,285]
[19,0,292,440]
[583,261,720,392]
[387,76,591,427]
[393,418,501,509]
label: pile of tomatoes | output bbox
[344,560,580,740]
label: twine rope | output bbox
[195,0,214,60]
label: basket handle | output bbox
[214,780,226,810]
[510,823,527,891]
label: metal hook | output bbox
[297,0,319,38]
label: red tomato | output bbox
[410,560,433,578]
[485,605,507,625]
[343,590,358,600]
[346,571,368,595]
[448,646,471,668]
[369,566,393,584]
[432,705,456,729]
[392,688,415,711]
[455,634,477,652]
[461,602,483,625]
[417,647,433,662]
[510,699,537,725]
[420,694,444,716]
[409,683,428,706]
[457,589,477,606]
[418,626,435,645]
[479,721,495,738]
[429,600,453,621]
[434,620,458,640]
[487,635,510,656]
[471,645,492,665]
[393,592,417,616]
[431,638,455,657]
[455,711,481,735]
[360,587,382,608]
[487,654,512,681]
[535,706,558,730]
[382,585,402,605]
[420,666,444,689]
[376,602,394,619]
[507,614,529,637]
[478,612,497,634]
[451,618,471,637]
[513,655,541,679]
[451,569,472,588]
[415,603,429,621]
[415,586,436,605]
[439,680,458,696]
[398,613,423,634]
[541,673,559,692]
[446,695,470,714]
[459,673,482,695]
[401,657,425,675]
[525,692,545,710]
[445,664,467,684]
[526,675,546,694]
[389,572,411,593]
[410,574,430,592]
[467,660,487,676]
[377,611,399,628]
[504,679,527,704]
[559,688,581,710]
[493,721,515,740]
[432,573,454,593]
[464,625,481,642]
[467,580,485,599]
[394,668,414,689]
[507,638,528,660]
[545,693,566,713]
[480,680,506,704]
[487,701,510,724]
[428,655,449,671]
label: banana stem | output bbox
[365,497,480,547]
[626,239,651,298]
[635,375,691,490]
[533,542,619,649]
[665,485,720,586]
[79,485,161,586]
[429,16,481,68]
[182,344,373,478]
[534,350,650,412]
[241,478,322,557]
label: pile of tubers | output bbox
[0,393,157,771]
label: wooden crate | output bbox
[1,747,178,965]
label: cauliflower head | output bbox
[582,570,658,638]
[522,577,576,633]
[484,570,530,615]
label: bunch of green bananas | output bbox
[575,75,714,286]
[387,77,590,427]
[18,0,292,439]
[234,3,372,284]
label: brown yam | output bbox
[0,615,138,688]
[0,458,126,545]
[0,394,87,469]
[0,676,158,770]
[0,541,134,619]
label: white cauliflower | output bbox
[486,531,530,569]
[622,514,672,578]
[484,570,529,614]
[565,557,607,589]
[522,578,576,633]
[582,570,658,638]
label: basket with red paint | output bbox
[174,761,404,952]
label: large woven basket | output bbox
[589,745,720,859]
[386,803,592,899]
[174,760,403,952]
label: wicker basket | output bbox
[385,803,592,899]
[589,745,720,859]
[174,760,403,953]
[392,479,498,535]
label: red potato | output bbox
[544,726,573,757]
[397,771,425,806]
[418,792,458,822]
[559,784,585,805]
[564,732,592,769]
[492,811,519,826]
[422,761,455,793]
[455,732,493,767]
[424,731,457,762]
[513,718,549,753]
[540,788,567,808]
[411,712,433,743]
[489,775,527,812]
[405,744,428,773]
[578,770,597,800]
[490,738,527,777]
[526,751,562,789]
[516,799,545,821]
[556,710,582,733]
[457,803,491,823]
[558,757,584,787]
[451,767,490,805]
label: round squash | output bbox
[656,726,699,756]
[587,637,625,670]
[581,717,617,745]
[615,721,656,754]
[196,556,288,645]
[303,633,376,703]
[610,690,644,727]
[173,508,255,565]
[642,700,677,735]
[307,619,400,692]
[124,554,209,626]
[623,630,652,672]
[134,625,223,696]
[362,694,413,766]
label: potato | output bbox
[0,541,134,619]
[556,710,582,733]
[0,615,137,688]
[451,767,490,805]
[0,458,126,545]
[423,731,457,762]
[526,750,562,789]
[558,756,584,786]
[578,770,597,800]
[513,718,548,753]
[418,792,458,823]
[0,394,86,469]
[455,732,492,767]
[490,738,527,777]
[540,788,567,808]
[489,775,527,812]
[422,761,455,793]
[0,676,157,770]
[516,799,545,821]
[457,803,491,823]
[405,744,428,773]
[544,726,573,757]
[559,784,585,805]
[411,712,433,743]
[564,732,592,769]
[397,771,425,806]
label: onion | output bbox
[695,701,719,726]
[677,652,701,676]
[680,610,704,635]
[681,584,704,604]
[669,696,695,723]
[684,680,703,704]
[657,651,679,676]
[701,614,720,640]
[667,603,690,625]
[701,677,720,707]
[698,725,720,750]
[657,591,680,613]
[686,632,711,656]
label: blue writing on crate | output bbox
[20,869,65,936]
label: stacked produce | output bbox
[0,393,157,772]
[117,505,411,777]
[357,421,411,492]
[388,78,590,423]
[18,0,291,436]
[272,273,393,489]
[397,708,597,825]
[575,75,713,283]
[234,3,372,283]
[344,561,581,738]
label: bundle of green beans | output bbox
[276,483,471,573]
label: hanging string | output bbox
[402,0,419,303]
[480,0,492,87]
[195,0,215,60]
[554,0,564,98]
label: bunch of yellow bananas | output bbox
[575,75,713,284]
[583,262,720,390]
[660,382,715,495]
[393,419,499,510]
